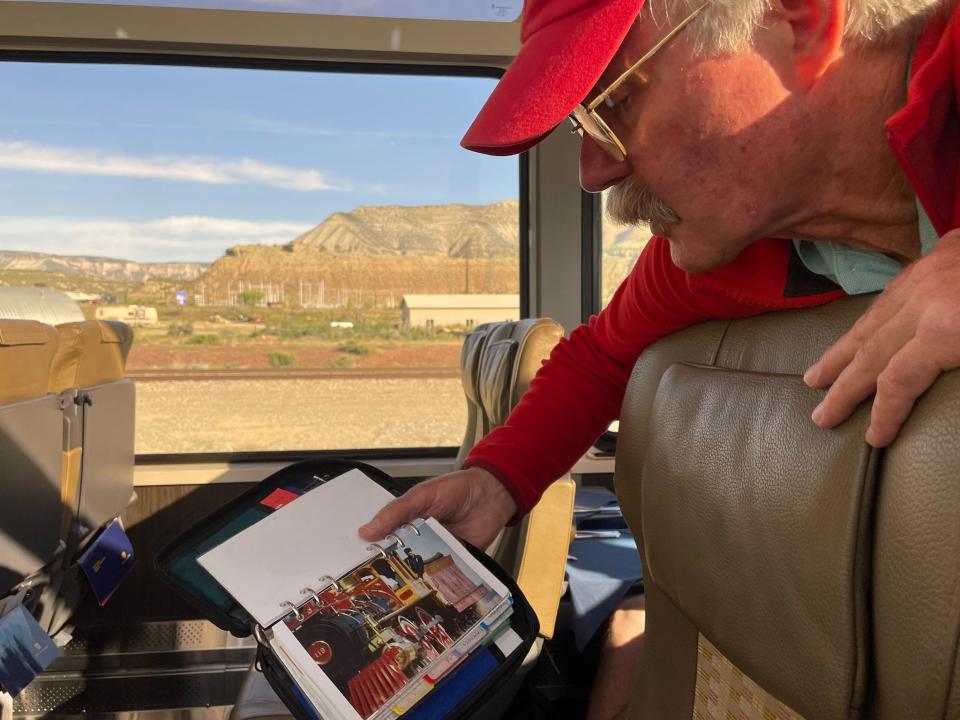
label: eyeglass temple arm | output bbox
[587,0,713,112]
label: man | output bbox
[362,0,960,712]
[403,547,425,578]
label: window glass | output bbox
[0,63,519,454]
[12,0,522,22]
[600,189,653,308]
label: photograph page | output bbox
[269,518,512,720]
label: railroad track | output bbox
[126,368,461,382]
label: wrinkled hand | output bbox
[804,230,960,447]
[359,467,517,549]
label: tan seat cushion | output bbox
[0,320,58,405]
[49,321,133,393]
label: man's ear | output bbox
[776,0,844,91]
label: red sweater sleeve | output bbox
[463,235,844,517]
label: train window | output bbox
[13,0,523,22]
[600,189,653,308]
[0,61,520,455]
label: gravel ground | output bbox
[134,378,466,454]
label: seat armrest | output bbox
[515,477,576,639]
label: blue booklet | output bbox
[78,518,136,606]
[0,605,60,696]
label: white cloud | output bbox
[0,215,314,262]
[0,140,345,191]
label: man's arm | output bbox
[806,230,960,445]
[361,237,841,545]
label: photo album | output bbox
[197,469,518,720]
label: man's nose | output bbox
[578,135,631,192]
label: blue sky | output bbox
[17,0,522,22]
[0,61,518,262]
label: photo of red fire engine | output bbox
[283,524,502,718]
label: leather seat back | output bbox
[49,320,133,393]
[0,320,58,405]
[616,294,960,720]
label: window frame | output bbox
[583,183,618,453]
[0,50,529,464]
[581,189,602,323]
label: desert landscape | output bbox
[1,200,650,454]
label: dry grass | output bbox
[134,377,466,455]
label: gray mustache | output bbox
[606,178,680,227]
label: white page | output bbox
[197,469,395,626]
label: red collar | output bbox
[885,7,960,235]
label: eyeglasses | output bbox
[569,0,713,161]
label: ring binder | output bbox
[184,465,526,720]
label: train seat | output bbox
[615,293,960,720]
[0,320,65,600]
[49,320,136,542]
[24,320,137,634]
[458,318,575,641]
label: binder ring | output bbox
[400,522,421,536]
[366,543,389,560]
[301,587,323,606]
[320,575,339,591]
[281,600,304,622]
[384,533,406,550]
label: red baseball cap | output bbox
[461,0,644,156]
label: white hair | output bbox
[645,0,947,54]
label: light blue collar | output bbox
[792,198,938,295]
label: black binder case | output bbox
[157,459,539,720]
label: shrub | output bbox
[337,340,370,356]
[267,352,294,368]
[188,334,219,345]
[167,322,194,337]
[332,356,355,369]
[238,290,265,307]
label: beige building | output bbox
[401,294,520,329]
[95,305,160,325]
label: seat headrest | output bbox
[467,318,564,427]
[49,320,134,393]
[0,320,58,405]
[479,338,520,427]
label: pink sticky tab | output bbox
[260,488,299,510]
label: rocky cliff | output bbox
[286,200,519,259]
[0,251,207,282]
